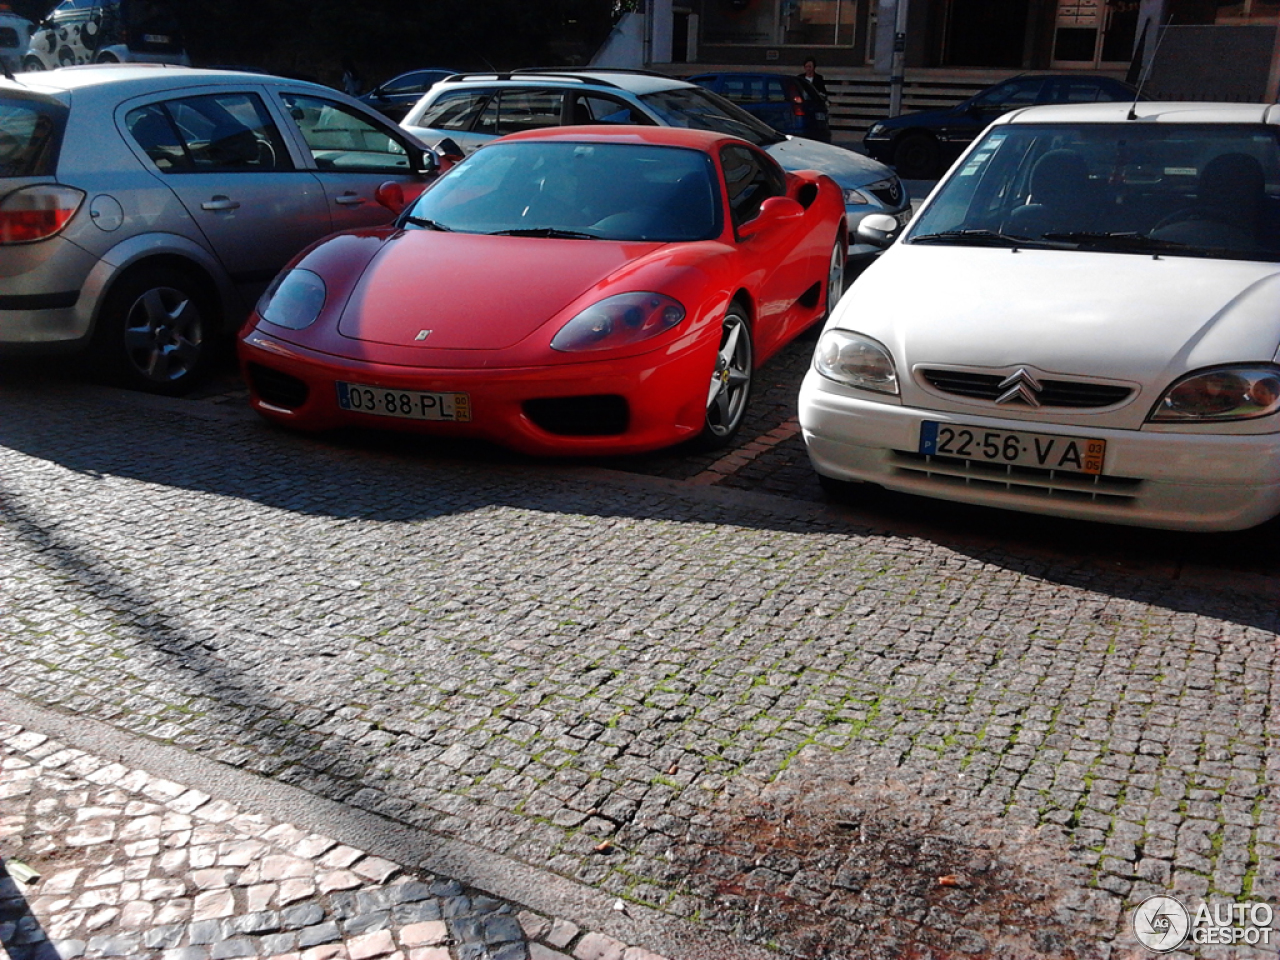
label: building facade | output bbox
[647,0,1279,98]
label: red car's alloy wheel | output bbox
[698,305,753,449]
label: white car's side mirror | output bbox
[856,213,902,248]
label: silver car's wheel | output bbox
[697,304,753,449]
[824,237,845,319]
[95,267,213,395]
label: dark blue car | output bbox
[863,73,1141,179]
[360,68,457,122]
[686,71,831,142]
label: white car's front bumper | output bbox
[799,372,1280,532]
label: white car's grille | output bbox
[919,369,1133,408]
[890,451,1143,504]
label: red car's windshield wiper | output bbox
[403,216,452,231]
[488,228,599,240]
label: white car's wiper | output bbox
[910,229,1034,247]
[404,216,452,232]
[1041,231,1191,251]
[488,228,599,240]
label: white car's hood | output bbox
[764,137,895,191]
[835,245,1280,413]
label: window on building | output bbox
[1216,0,1280,20]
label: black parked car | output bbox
[686,71,831,142]
[863,73,1141,179]
[361,68,456,121]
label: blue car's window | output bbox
[408,141,722,242]
[909,122,1280,262]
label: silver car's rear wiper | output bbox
[404,216,452,231]
[488,228,598,240]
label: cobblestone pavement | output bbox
[0,379,1277,960]
[0,722,669,960]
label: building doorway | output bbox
[944,0,1029,67]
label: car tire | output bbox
[893,131,941,180]
[93,265,216,396]
[822,236,845,320]
[22,55,45,71]
[695,303,753,451]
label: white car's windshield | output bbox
[639,88,785,147]
[909,122,1280,262]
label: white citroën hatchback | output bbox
[800,101,1280,532]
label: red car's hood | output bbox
[337,231,658,350]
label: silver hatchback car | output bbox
[0,64,439,393]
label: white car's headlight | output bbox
[1149,365,1280,422]
[257,269,326,330]
[814,330,898,394]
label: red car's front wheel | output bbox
[697,304,753,450]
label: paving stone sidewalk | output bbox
[0,724,666,960]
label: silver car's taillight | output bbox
[0,184,85,245]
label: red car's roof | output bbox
[495,125,736,152]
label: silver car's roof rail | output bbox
[512,67,671,80]
[440,71,621,89]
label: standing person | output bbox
[798,57,829,101]
[341,59,363,96]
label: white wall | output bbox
[590,10,647,69]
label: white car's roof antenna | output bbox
[1128,15,1173,120]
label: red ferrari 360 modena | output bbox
[238,125,847,456]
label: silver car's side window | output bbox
[476,90,564,137]
[574,95,649,126]
[415,89,491,131]
[125,93,291,173]
[280,94,412,174]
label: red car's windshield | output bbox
[405,141,722,242]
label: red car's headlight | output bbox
[1149,366,1280,422]
[257,269,327,330]
[551,292,686,353]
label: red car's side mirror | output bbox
[375,181,406,213]
[738,195,805,239]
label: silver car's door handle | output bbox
[201,196,240,211]
[334,193,365,206]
